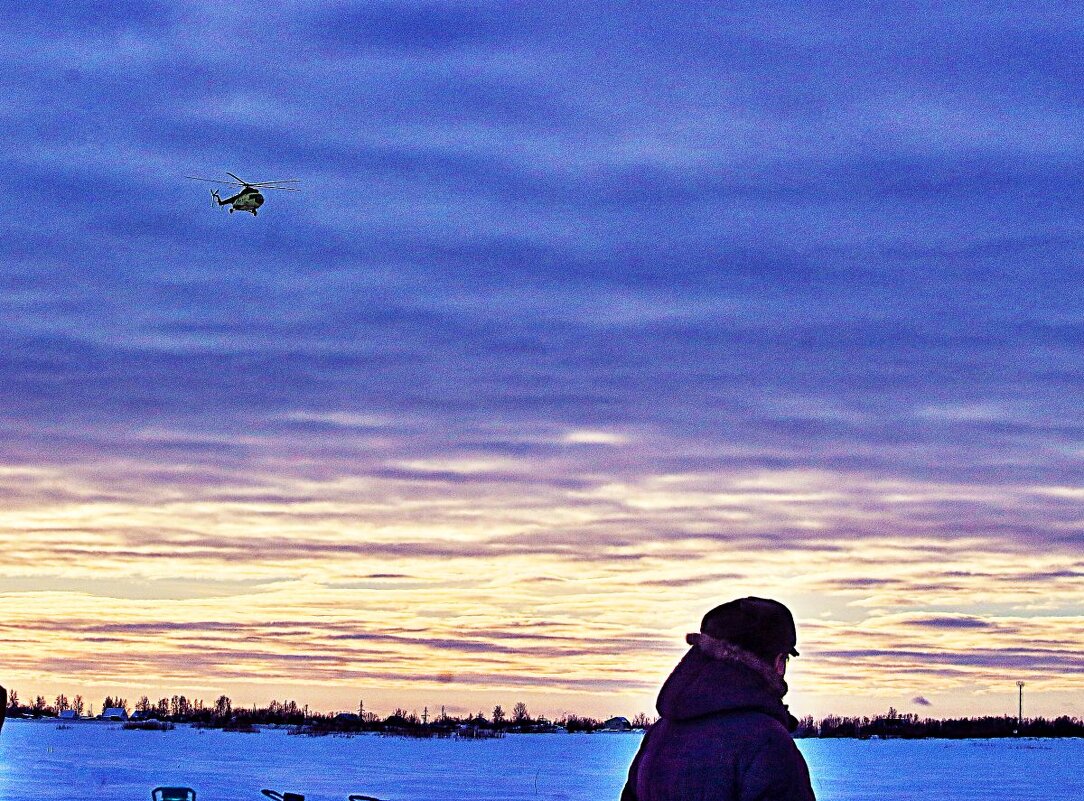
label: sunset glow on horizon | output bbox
[1,3,1081,723]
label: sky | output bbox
[0,1,1081,722]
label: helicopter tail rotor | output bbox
[210,189,221,206]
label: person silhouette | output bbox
[621,597,815,801]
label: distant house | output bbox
[602,716,632,732]
[58,709,79,721]
[101,707,128,721]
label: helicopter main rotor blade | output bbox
[225,172,248,185]
[252,185,301,192]
[246,181,301,188]
[186,176,245,186]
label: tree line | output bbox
[5,689,269,724]
[8,691,1083,738]
[4,690,638,732]
[794,708,1084,739]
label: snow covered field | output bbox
[0,720,1080,800]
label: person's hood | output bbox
[656,632,797,731]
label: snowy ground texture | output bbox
[1,721,1081,801]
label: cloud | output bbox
[912,696,932,706]
[1,0,1082,716]
[561,429,630,446]
[901,616,999,630]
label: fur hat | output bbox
[699,596,799,658]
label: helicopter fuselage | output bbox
[221,187,264,215]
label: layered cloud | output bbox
[0,1,1080,717]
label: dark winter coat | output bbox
[621,635,815,801]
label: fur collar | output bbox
[686,631,788,697]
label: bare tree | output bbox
[513,702,529,724]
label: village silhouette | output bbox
[4,688,1082,741]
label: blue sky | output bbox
[0,2,1081,719]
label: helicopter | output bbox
[185,172,300,215]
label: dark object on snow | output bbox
[621,623,815,800]
[262,790,304,801]
[349,795,385,801]
[1,685,6,735]
[125,720,176,731]
[700,597,800,659]
[152,789,195,801]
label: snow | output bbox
[799,738,1084,800]
[0,721,1081,800]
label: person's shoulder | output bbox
[735,715,815,799]
[719,710,801,765]
[677,708,794,756]
[720,708,792,736]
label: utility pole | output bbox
[1017,681,1025,730]
[422,706,429,725]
